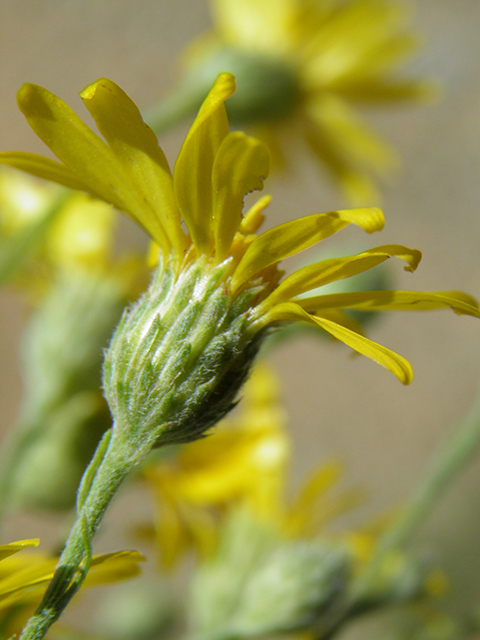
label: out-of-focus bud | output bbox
[188,509,351,639]
[183,45,301,125]
[9,391,109,511]
[0,271,127,512]
[224,540,349,637]
[355,550,443,612]
[95,579,175,640]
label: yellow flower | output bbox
[0,168,120,293]
[0,73,476,391]
[175,0,433,202]
[0,539,144,636]
[142,365,365,568]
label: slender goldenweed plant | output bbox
[1,74,479,639]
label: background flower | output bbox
[170,0,434,204]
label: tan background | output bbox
[1,0,480,629]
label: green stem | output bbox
[312,388,480,640]
[353,388,480,600]
[16,428,147,640]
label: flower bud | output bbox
[103,256,263,449]
[183,45,301,125]
[3,270,127,511]
[188,509,350,639]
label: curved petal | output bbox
[260,253,387,310]
[259,244,421,311]
[84,550,145,586]
[173,73,235,252]
[80,79,186,256]
[256,301,413,384]
[16,84,145,224]
[231,207,384,291]
[296,290,480,318]
[0,539,39,562]
[0,152,87,192]
[212,131,270,261]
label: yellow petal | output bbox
[173,73,235,252]
[0,152,86,192]
[83,550,145,586]
[296,290,480,318]
[16,84,144,221]
[306,94,399,175]
[231,207,384,291]
[0,558,57,606]
[256,301,413,384]
[259,244,421,311]
[239,194,272,235]
[0,540,39,562]
[211,0,295,53]
[80,79,186,256]
[212,131,270,261]
[0,549,144,609]
[335,79,438,103]
[304,120,381,205]
[302,0,411,83]
[327,35,421,84]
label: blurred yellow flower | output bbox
[142,365,362,568]
[1,74,476,389]
[0,169,117,292]
[0,539,144,636]
[178,0,433,202]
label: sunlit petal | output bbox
[296,290,480,318]
[0,540,39,562]
[213,132,270,261]
[16,84,144,221]
[232,207,384,290]
[80,79,186,255]
[256,301,413,384]
[259,244,421,311]
[174,73,235,252]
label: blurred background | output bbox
[1,0,480,627]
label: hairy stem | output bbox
[17,428,146,640]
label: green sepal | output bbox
[103,256,263,448]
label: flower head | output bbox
[1,72,477,396]
[170,0,434,202]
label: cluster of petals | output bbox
[1,73,478,385]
